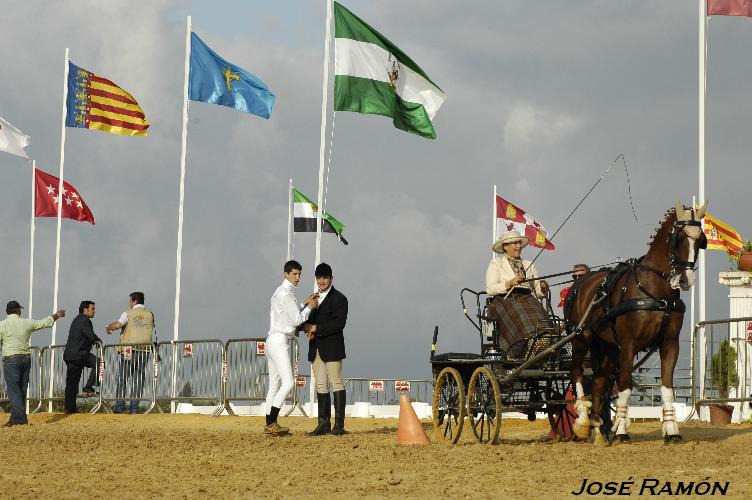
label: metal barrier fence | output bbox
[341,378,433,405]
[221,338,305,416]
[0,347,43,412]
[155,340,224,416]
[59,337,752,419]
[97,342,157,414]
[686,317,752,422]
[631,359,693,406]
[34,344,103,413]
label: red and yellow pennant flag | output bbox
[703,212,743,255]
[495,195,555,250]
[66,61,149,136]
[708,0,752,17]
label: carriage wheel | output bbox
[467,367,502,444]
[432,367,466,444]
[545,379,576,442]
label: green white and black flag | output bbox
[333,1,446,139]
[293,188,348,245]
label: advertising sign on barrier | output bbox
[369,380,384,392]
[256,342,266,356]
[747,321,752,343]
[222,360,228,383]
[98,360,105,383]
[295,376,306,388]
[183,344,193,358]
[154,359,160,380]
[395,380,411,392]
[123,346,132,361]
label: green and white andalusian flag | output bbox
[293,188,348,245]
[333,2,446,139]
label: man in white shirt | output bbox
[264,260,318,436]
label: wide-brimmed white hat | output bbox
[492,229,529,254]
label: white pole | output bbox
[26,158,35,414]
[492,185,497,257]
[172,15,191,414]
[698,0,707,411]
[28,160,36,318]
[314,0,334,271]
[310,0,334,417]
[287,179,293,261]
[690,195,696,332]
[50,48,69,412]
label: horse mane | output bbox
[647,208,677,248]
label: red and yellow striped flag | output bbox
[66,61,149,136]
[703,212,743,255]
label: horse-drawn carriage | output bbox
[430,287,593,445]
[430,202,708,446]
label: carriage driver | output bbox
[485,230,550,352]
[486,229,548,298]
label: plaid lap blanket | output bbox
[487,293,548,353]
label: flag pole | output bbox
[26,160,35,416]
[697,0,707,411]
[690,195,696,385]
[314,0,334,271]
[172,15,192,414]
[28,160,36,318]
[50,48,70,412]
[287,179,293,260]
[311,0,334,417]
[492,185,497,258]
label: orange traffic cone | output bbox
[396,394,430,445]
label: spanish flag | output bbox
[703,212,743,255]
[66,61,149,136]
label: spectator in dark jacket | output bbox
[63,300,101,413]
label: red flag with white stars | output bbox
[34,168,94,225]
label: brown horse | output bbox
[564,202,707,445]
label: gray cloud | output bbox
[0,0,749,379]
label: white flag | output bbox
[0,116,30,159]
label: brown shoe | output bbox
[264,422,290,436]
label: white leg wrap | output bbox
[614,389,631,435]
[575,381,585,399]
[574,395,592,426]
[660,385,680,436]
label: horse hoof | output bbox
[664,434,682,445]
[573,423,591,440]
[613,434,631,444]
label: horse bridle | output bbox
[669,209,707,273]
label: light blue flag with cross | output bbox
[188,32,275,119]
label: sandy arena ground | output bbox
[0,413,749,498]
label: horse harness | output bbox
[564,259,685,349]
[564,213,707,348]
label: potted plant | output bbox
[731,240,752,272]
[709,340,738,425]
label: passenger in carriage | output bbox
[558,264,591,308]
[485,230,550,352]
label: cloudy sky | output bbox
[0,1,750,379]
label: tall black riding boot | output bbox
[330,390,347,435]
[307,392,331,436]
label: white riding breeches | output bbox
[264,335,294,410]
